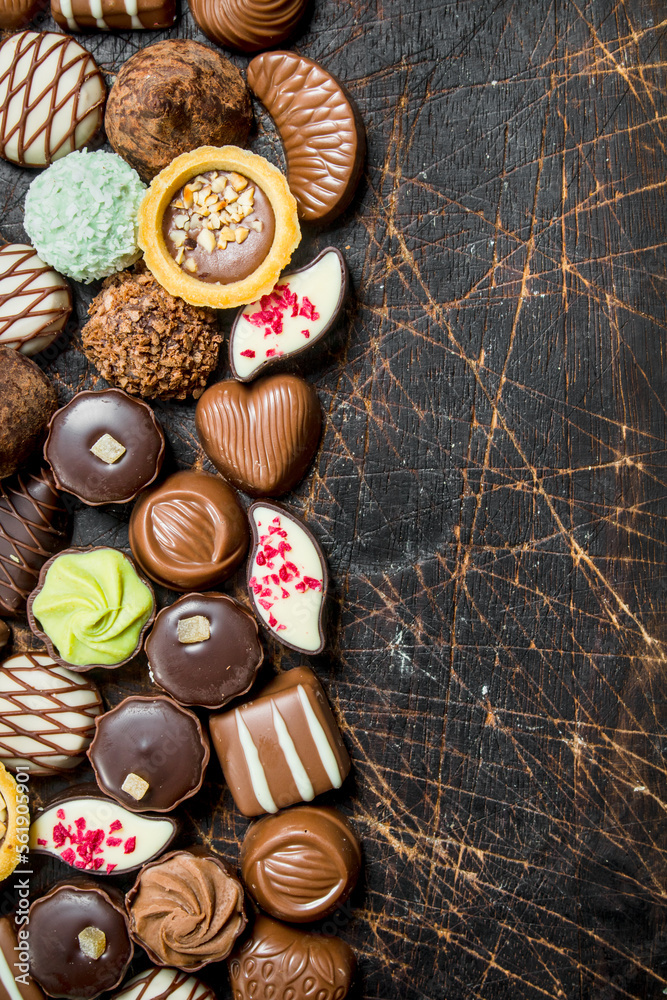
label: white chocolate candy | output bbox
[0,653,102,775]
[30,793,177,874]
[230,248,347,381]
[247,502,327,654]
[52,0,176,31]
[111,968,215,1000]
[0,31,106,168]
[0,244,71,356]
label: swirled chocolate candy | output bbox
[30,787,177,874]
[0,32,106,168]
[126,849,246,970]
[230,247,348,382]
[240,805,361,923]
[88,696,209,813]
[28,881,133,1000]
[0,465,68,618]
[146,593,263,709]
[44,390,165,506]
[111,968,215,1000]
[52,0,175,31]
[228,915,355,1000]
[247,502,327,654]
[0,244,71,356]
[209,666,350,817]
[188,0,307,52]
[27,547,155,671]
[0,652,102,775]
[0,917,46,1000]
[195,374,321,497]
[129,471,248,591]
[247,52,365,224]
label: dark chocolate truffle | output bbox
[0,347,57,478]
[105,40,252,182]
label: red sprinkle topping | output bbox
[56,809,65,821]
[46,811,137,872]
[109,820,122,833]
[243,284,321,350]
[37,838,47,846]
[124,837,136,855]
[106,836,122,847]
[240,349,255,358]
[251,512,323,635]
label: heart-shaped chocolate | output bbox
[195,374,322,496]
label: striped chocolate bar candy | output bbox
[209,666,350,817]
[52,0,175,30]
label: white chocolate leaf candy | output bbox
[247,502,327,654]
[0,652,102,775]
[0,244,71,356]
[30,789,177,874]
[111,968,215,1000]
[229,247,347,382]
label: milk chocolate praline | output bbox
[146,593,263,708]
[240,805,361,922]
[0,347,58,479]
[44,389,165,506]
[87,695,209,813]
[126,848,246,970]
[28,880,133,1000]
[129,470,248,591]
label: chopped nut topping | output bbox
[78,927,106,960]
[121,772,150,800]
[229,172,248,192]
[235,227,249,244]
[183,258,198,273]
[177,615,211,643]
[197,229,216,252]
[251,219,264,232]
[170,230,186,247]
[90,433,126,465]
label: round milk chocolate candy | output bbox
[129,470,248,591]
[88,695,209,813]
[146,592,263,709]
[45,390,165,506]
[28,880,133,1000]
[240,805,361,922]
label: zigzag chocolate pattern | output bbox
[247,52,365,223]
[0,30,105,167]
[0,466,68,617]
[0,652,102,774]
[111,966,216,1000]
[0,244,71,356]
[188,0,306,53]
[195,375,322,496]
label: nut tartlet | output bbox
[138,146,300,309]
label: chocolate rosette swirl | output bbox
[188,0,308,53]
[126,849,246,970]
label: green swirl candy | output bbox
[32,549,154,667]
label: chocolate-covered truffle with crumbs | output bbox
[0,349,58,479]
[88,696,209,813]
[28,881,133,1000]
[146,593,263,709]
[45,389,165,506]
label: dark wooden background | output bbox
[2,1,667,997]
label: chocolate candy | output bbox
[0,32,106,168]
[0,245,71,356]
[52,0,174,30]
[44,389,165,506]
[162,169,276,285]
[88,696,209,813]
[110,968,215,1000]
[0,917,45,1000]
[230,247,348,382]
[228,915,355,1000]
[247,502,327,654]
[0,623,8,650]
[126,848,246,970]
[129,470,248,591]
[195,374,321,497]
[188,0,306,52]
[30,787,177,874]
[240,805,361,922]
[28,881,133,1000]
[0,0,45,29]
[146,592,263,709]
[0,652,102,775]
[209,666,350,816]
[0,349,58,480]
[28,547,155,671]
[248,52,365,224]
[0,466,68,618]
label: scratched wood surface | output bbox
[2,1,667,998]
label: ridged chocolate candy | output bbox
[188,0,307,52]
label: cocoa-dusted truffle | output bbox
[0,347,57,478]
[105,40,252,183]
[80,264,222,401]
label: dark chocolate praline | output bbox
[87,695,210,813]
[28,880,133,1000]
[146,592,263,708]
[44,389,165,506]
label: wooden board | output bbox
[3,1,667,998]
